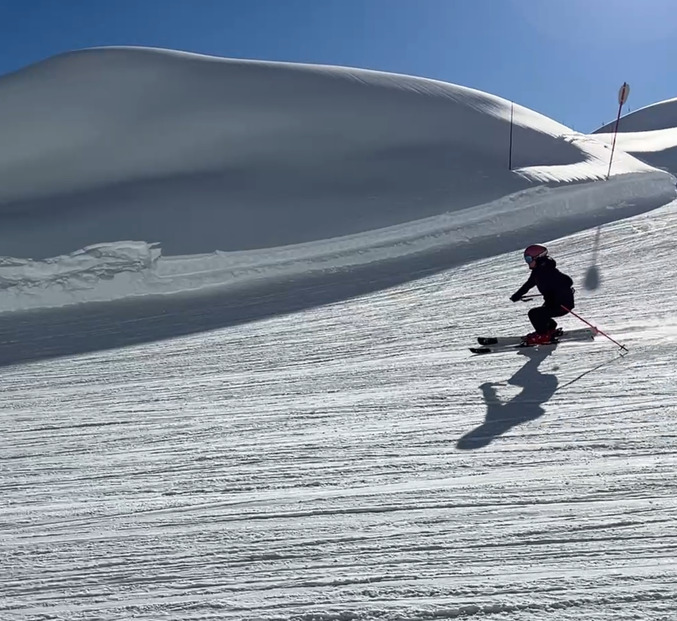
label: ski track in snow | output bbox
[3,204,677,621]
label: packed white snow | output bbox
[596,96,677,133]
[2,47,677,621]
[0,47,673,312]
[593,97,677,174]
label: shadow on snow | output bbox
[457,346,558,450]
[0,212,629,369]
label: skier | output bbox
[510,244,575,345]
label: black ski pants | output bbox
[528,305,568,334]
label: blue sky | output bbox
[0,0,675,132]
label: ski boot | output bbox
[522,328,559,346]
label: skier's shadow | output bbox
[457,347,558,450]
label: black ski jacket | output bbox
[511,256,575,310]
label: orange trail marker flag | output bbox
[607,82,630,180]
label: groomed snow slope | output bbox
[0,47,674,313]
[3,198,677,621]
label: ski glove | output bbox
[510,293,521,302]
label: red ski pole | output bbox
[561,305,628,354]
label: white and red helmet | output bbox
[524,244,548,268]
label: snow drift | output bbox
[593,97,677,174]
[0,46,674,313]
[596,97,677,133]
[0,171,673,313]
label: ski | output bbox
[470,328,595,354]
[476,328,593,346]
[470,342,554,354]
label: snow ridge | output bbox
[0,46,663,260]
[0,172,673,314]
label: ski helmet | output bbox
[524,244,548,267]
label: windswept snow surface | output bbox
[0,46,665,262]
[593,97,677,174]
[0,47,673,313]
[596,97,677,133]
[3,47,677,621]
